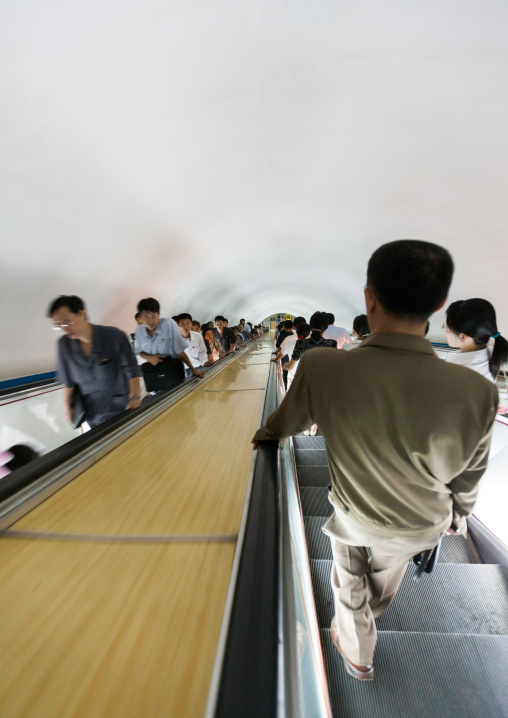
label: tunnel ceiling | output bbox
[1,1,507,378]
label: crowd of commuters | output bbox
[255,239,507,682]
[47,294,265,430]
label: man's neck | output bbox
[77,322,93,344]
[146,321,160,337]
[371,317,427,337]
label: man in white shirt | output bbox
[274,316,307,389]
[177,313,209,377]
[323,313,352,348]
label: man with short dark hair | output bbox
[275,319,294,349]
[323,312,351,348]
[272,319,296,388]
[253,240,498,680]
[48,295,142,428]
[177,313,208,377]
[238,322,249,344]
[135,298,204,390]
[213,316,237,354]
[241,319,251,338]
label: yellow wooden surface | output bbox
[199,362,269,391]
[237,353,272,365]
[12,389,264,536]
[0,337,274,718]
[0,539,234,718]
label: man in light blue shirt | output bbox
[134,297,204,390]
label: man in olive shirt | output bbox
[253,240,498,680]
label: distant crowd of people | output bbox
[45,281,508,435]
[272,298,507,393]
[47,294,267,430]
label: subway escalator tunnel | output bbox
[2,2,508,715]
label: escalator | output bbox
[2,347,507,717]
[292,434,508,717]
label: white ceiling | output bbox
[1,0,507,379]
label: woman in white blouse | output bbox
[444,298,508,383]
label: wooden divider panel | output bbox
[0,335,275,718]
[0,539,234,718]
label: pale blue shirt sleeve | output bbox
[133,325,147,355]
[168,318,188,355]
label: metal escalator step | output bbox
[303,518,483,564]
[311,559,508,635]
[300,488,333,518]
[293,435,326,450]
[320,630,508,718]
[439,532,483,564]
[294,449,329,466]
[296,466,330,487]
[304,516,332,559]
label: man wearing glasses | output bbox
[134,297,205,391]
[48,295,142,429]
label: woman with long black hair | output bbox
[445,298,508,382]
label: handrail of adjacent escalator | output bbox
[213,359,280,718]
[0,377,58,401]
[213,356,330,717]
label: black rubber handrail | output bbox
[0,377,58,399]
[214,360,280,718]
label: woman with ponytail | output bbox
[445,298,508,382]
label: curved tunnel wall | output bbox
[1,1,507,379]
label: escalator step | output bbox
[320,630,508,718]
[391,532,475,565]
[304,516,333,559]
[300,488,333,517]
[311,560,508,635]
[304,517,483,564]
[293,436,326,450]
[296,466,330,487]
[294,449,329,466]
[440,532,483,564]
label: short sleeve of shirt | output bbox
[57,338,73,387]
[292,339,304,361]
[116,329,140,379]
[133,325,145,355]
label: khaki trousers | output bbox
[322,496,445,666]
